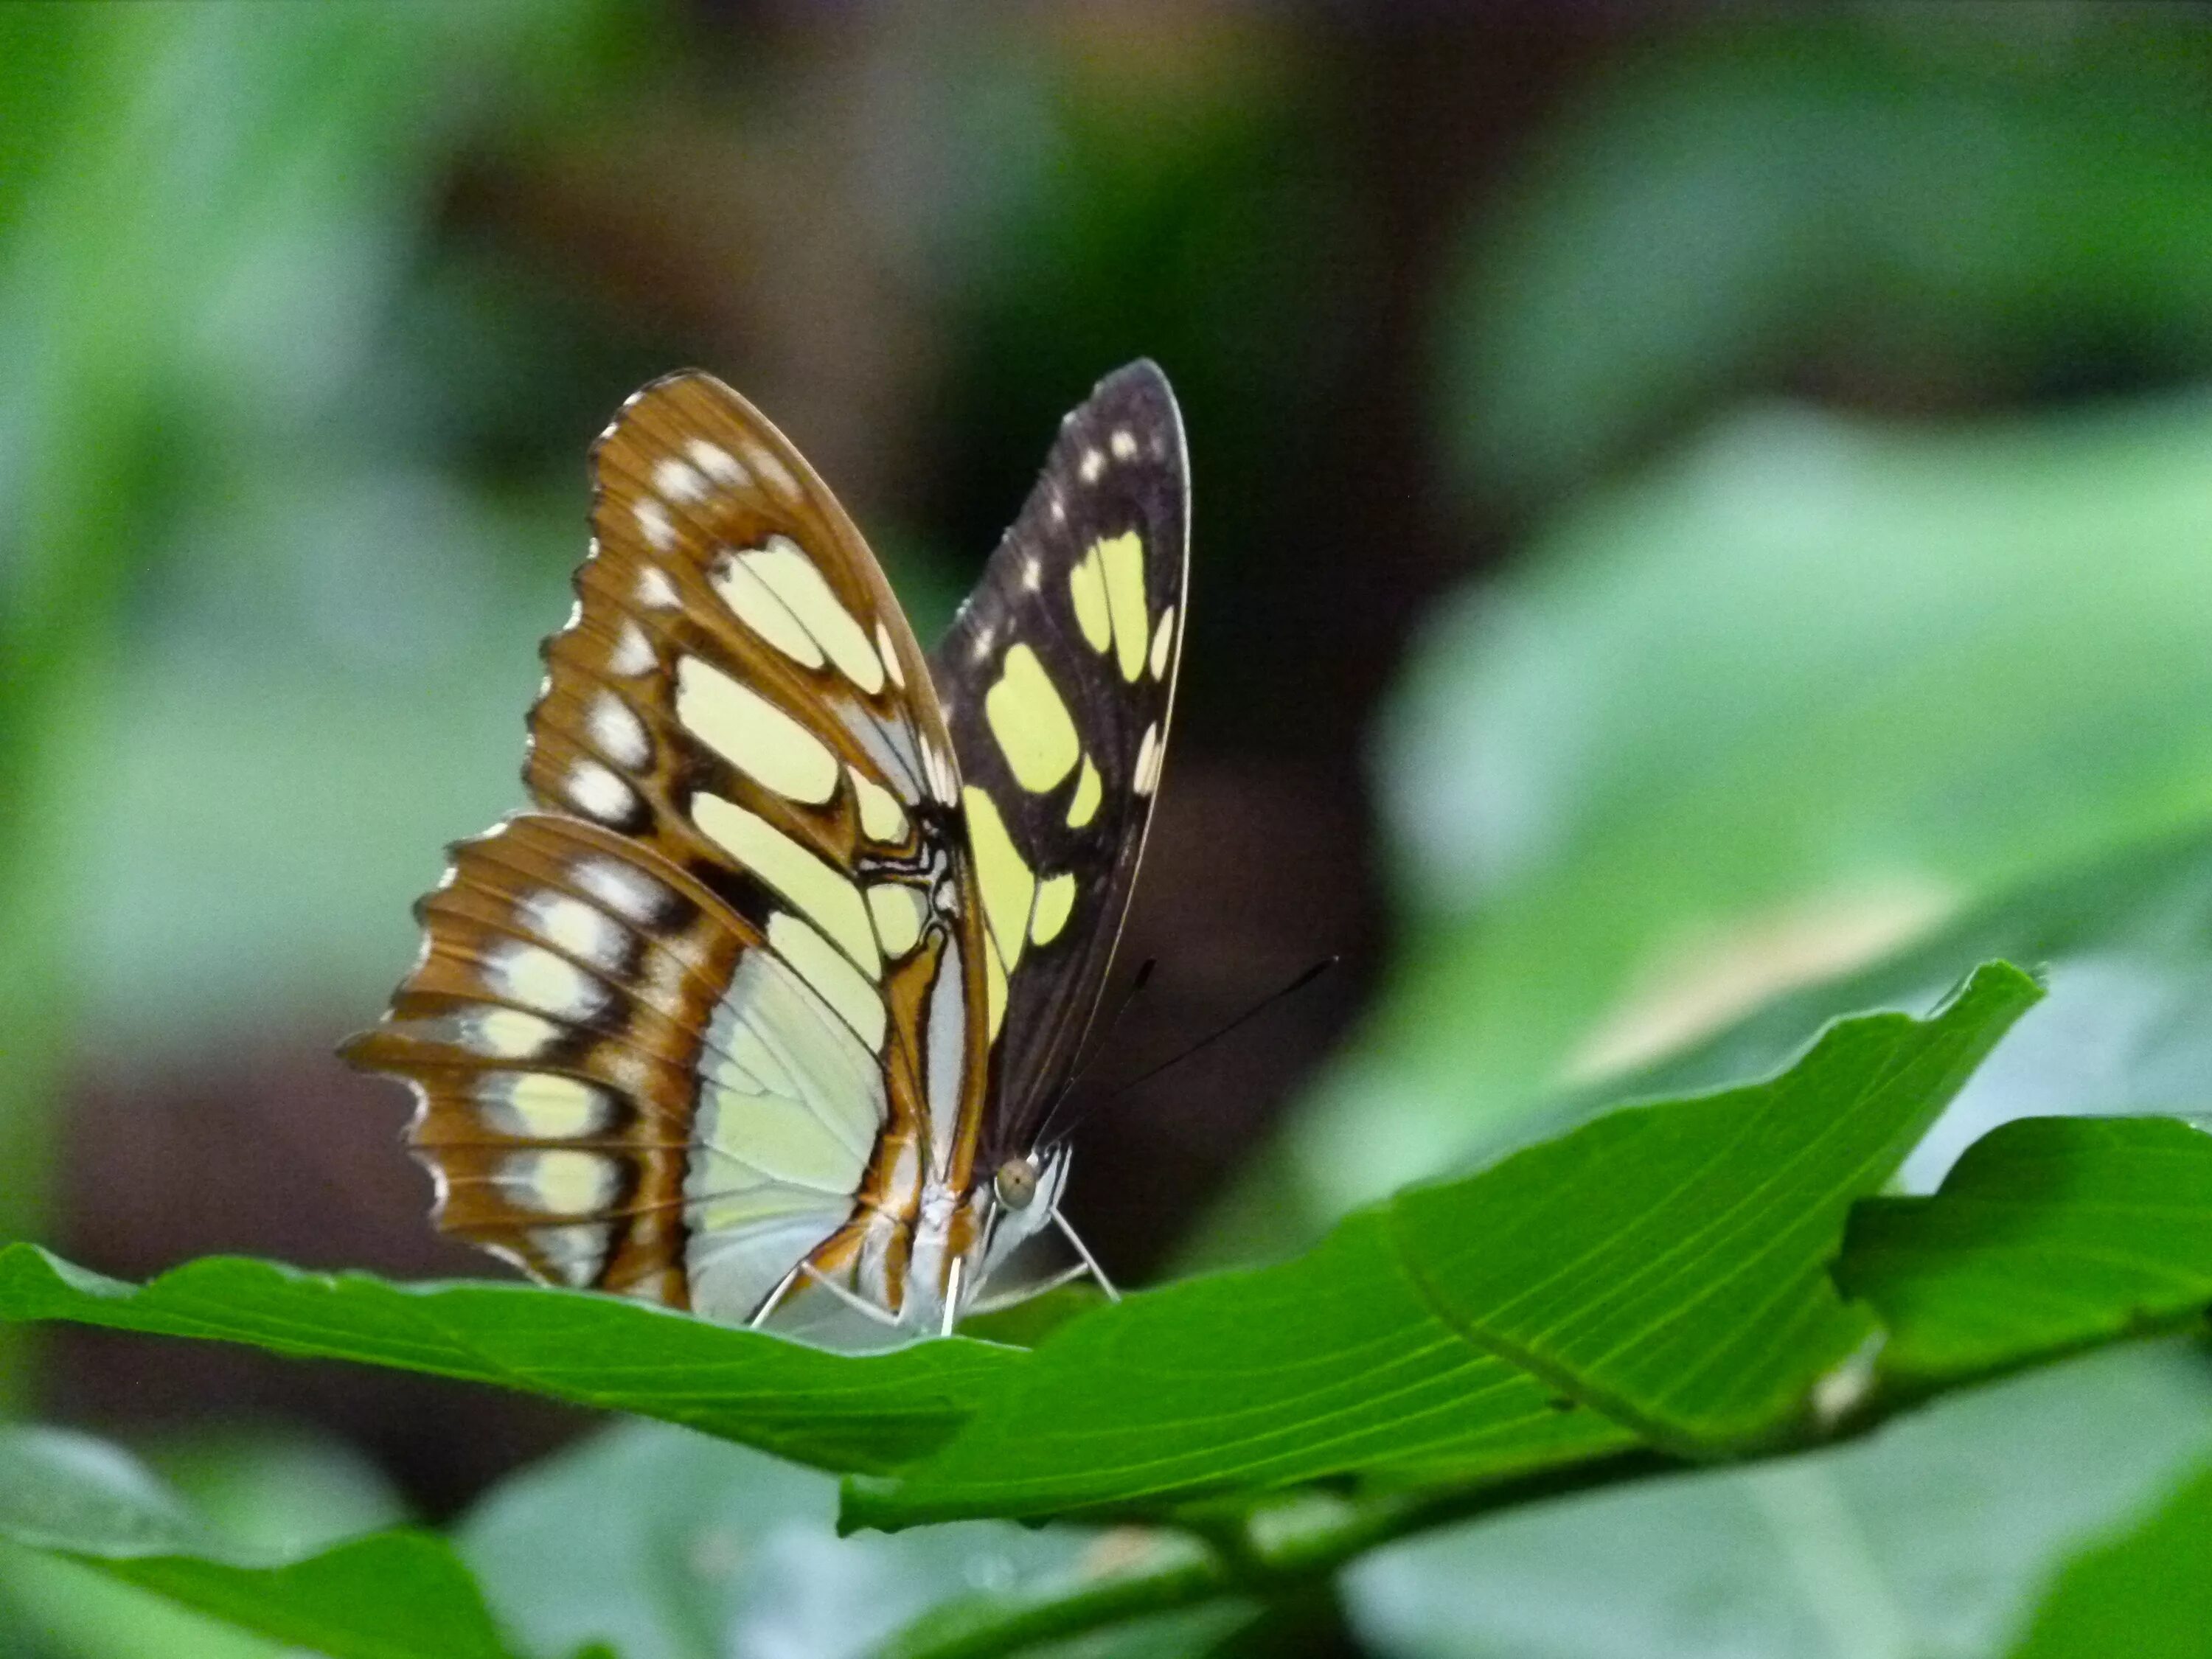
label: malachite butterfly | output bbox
[342,363,1187,1336]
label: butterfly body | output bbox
[343,362,1186,1335]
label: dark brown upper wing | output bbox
[928,361,1190,1161]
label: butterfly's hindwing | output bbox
[930,362,1190,1161]
[344,813,725,1306]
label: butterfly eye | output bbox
[993,1156,1041,1210]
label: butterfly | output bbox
[341,361,1187,1338]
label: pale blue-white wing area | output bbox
[343,373,997,1324]
[928,361,1190,1166]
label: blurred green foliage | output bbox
[2010,1439,2212,1659]
[0,0,639,1074]
[1349,1340,2212,1659]
[0,1427,407,1659]
[1440,11,2212,504]
[0,0,626,1402]
[459,1422,1104,1659]
[1279,394,2212,1225]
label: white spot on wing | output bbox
[688,439,750,488]
[531,1222,611,1286]
[1110,428,1137,460]
[654,457,709,504]
[635,498,676,552]
[498,1149,618,1214]
[740,439,801,502]
[489,939,605,1020]
[1150,605,1177,681]
[636,566,680,609]
[463,1006,560,1060]
[587,692,650,771]
[876,619,906,690]
[921,741,959,805]
[574,857,668,924]
[521,891,627,972]
[1133,721,1164,796]
[602,1046,653,1097]
[566,759,638,824]
[1079,448,1105,483]
[843,708,925,806]
[479,1071,616,1138]
[608,619,655,678]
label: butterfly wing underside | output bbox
[342,372,995,1322]
[930,361,1190,1164]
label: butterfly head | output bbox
[992,1154,1043,1211]
[972,1142,1071,1277]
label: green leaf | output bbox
[2009,1446,2212,1659]
[953,1283,1108,1349]
[459,1419,1083,1659]
[2,964,2038,1545]
[1276,393,2212,1237]
[873,1569,1259,1659]
[1391,961,2040,1449]
[849,964,2033,1526]
[18,960,2188,1577]
[1841,1115,2212,1388]
[463,1416,1263,1659]
[1349,1340,2212,1659]
[0,1250,1019,1475]
[844,1208,1641,1530]
[0,1427,516,1659]
[1528,819,2212,1172]
[0,1429,408,1659]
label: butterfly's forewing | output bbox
[930,362,1190,1162]
[343,373,992,1321]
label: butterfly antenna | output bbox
[1038,956,1338,1151]
[1031,958,1156,1150]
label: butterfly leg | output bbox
[798,1262,906,1328]
[749,1262,807,1330]
[964,1259,1093,1318]
[1051,1209,1121,1302]
[941,1256,965,1339]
